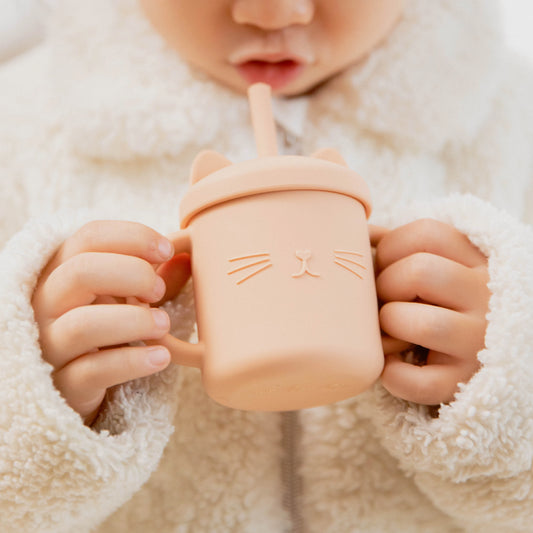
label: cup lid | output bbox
[179,155,372,228]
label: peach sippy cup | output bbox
[158,83,384,411]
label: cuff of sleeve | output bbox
[0,209,186,531]
[364,194,533,482]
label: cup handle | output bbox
[144,228,204,369]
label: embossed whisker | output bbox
[334,255,367,270]
[229,252,270,262]
[334,260,364,279]
[334,249,364,257]
[236,263,273,284]
[227,259,270,275]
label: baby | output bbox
[2,1,533,532]
[32,0,487,424]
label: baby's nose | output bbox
[231,0,314,30]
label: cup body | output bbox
[189,189,383,410]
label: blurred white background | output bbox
[0,0,44,62]
[503,0,533,62]
[0,0,532,63]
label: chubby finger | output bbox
[53,344,170,422]
[376,219,486,272]
[380,352,475,405]
[379,302,486,358]
[42,305,171,369]
[154,253,192,305]
[34,253,166,319]
[376,253,490,312]
[45,220,174,277]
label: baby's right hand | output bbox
[32,220,184,426]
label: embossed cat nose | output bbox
[292,249,320,278]
[295,250,311,261]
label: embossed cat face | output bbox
[227,248,366,285]
[188,146,366,287]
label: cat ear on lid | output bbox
[189,150,232,184]
[311,148,348,166]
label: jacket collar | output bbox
[45,0,504,161]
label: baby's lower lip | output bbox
[235,60,304,91]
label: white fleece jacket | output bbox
[1,1,533,532]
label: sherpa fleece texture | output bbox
[1,0,533,532]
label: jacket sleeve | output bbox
[365,193,533,532]
[0,208,196,533]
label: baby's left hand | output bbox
[373,219,490,406]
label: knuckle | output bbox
[66,253,93,286]
[415,217,439,234]
[411,372,443,405]
[44,255,86,296]
[75,221,107,249]
[407,252,435,281]
[412,218,442,246]
[59,309,89,348]
[139,257,157,278]
[131,307,154,335]
[139,223,158,243]
[418,311,448,341]
[107,347,145,382]
[138,261,159,291]
[62,356,98,391]
[126,349,143,374]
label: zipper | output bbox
[281,410,304,533]
[279,122,305,533]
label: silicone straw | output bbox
[247,83,279,157]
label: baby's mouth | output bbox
[235,59,304,91]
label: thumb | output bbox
[154,253,192,306]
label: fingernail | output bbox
[153,276,166,299]
[147,346,170,367]
[151,309,169,330]
[158,239,173,259]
